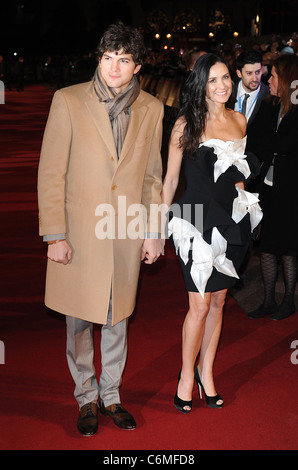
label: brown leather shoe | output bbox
[77,402,98,436]
[100,402,136,430]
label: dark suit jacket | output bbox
[232,80,269,127]
[247,81,269,127]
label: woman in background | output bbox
[247,54,298,321]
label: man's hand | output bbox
[47,240,72,265]
[140,238,164,264]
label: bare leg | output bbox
[176,291,211,409]
[177,289,227,409]
[197,289,227,404]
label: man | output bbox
[228,51,269,295]
[234,50,269,127]
[38,22,164,436]
[188,48,207,72]
[180,49,207,106]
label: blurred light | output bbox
[209,32,214,38]
[163,45,168,50]
[166,33,172,39]
[155,33,160,39]
[14,52,17,56]
[256,15,259,23]
[233,31,239,37]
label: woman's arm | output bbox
[234,110,246,190]
[161,118,185,208]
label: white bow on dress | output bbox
[232,187,263,232]
[168,217,239,297]
[200,137,250,182]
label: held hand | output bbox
[141,238,164,264]
[235,181,245,190]
[47,240,72,265]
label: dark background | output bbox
[1,0,298,55]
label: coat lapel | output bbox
[248,83,269,126]
[118,94,148,164]
[84,83,148,164]
[84,82,117,159]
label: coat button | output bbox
[110,156,114,161]
[112,184,117,190]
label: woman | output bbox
[162,53,261,413]
[247,54,298,321]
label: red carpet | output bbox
[0,85,298,453]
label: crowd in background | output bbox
[0,31,297,93]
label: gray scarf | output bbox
[93,67,140,157]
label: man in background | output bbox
[235,50,269,127]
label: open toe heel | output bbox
[174,371,192,414]
[194,367,223,409]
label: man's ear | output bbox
[134,64,142,75]
[236,69,242,79]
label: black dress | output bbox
[168,137,261,296]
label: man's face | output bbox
[236,62,263,92]
[99,49,141,94]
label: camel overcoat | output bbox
[38,80,163,325]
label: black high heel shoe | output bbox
[174,371,192,414]
[194,367,223,409]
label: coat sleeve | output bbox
[37,89,72,236]
[141,102,164,236]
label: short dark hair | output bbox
[96,21,146,65]
[236,50,263,71]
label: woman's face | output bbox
[268,66,279,96]
[205,62,232,104]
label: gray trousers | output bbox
[66,295,128,408]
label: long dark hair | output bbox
[178,53,229,156]
[272,54,298,114]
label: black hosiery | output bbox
[281,255,297,307]
[260,252,278,307]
